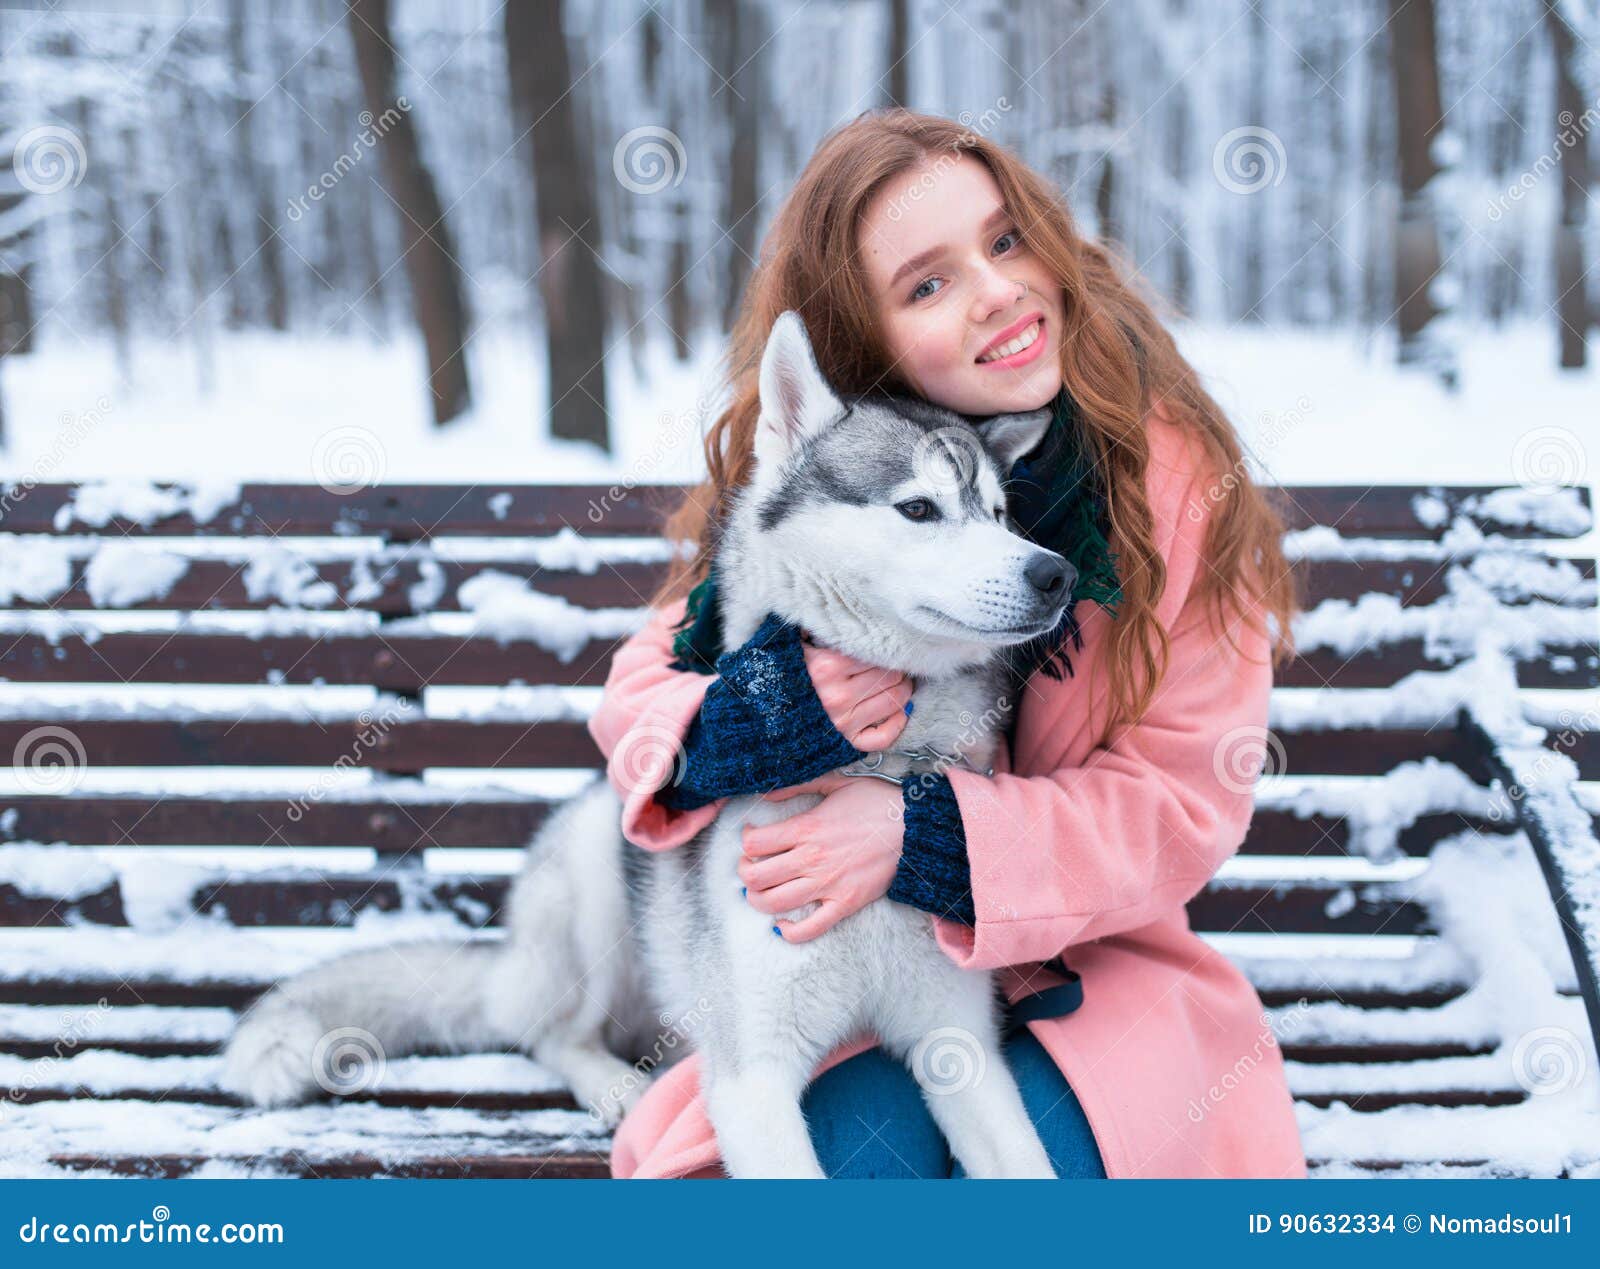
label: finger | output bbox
[852,710,910,751]
[802,644,858,683]
[741,822,802,857]
[806,663,856,725]
[844,666,909,701]
[776,899,844,943]
[745,875,821,915]
[737,848,807,889]
[841,682,913,737]
[846,656,907,682]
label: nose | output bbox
[973,260,1026,322]
[1025,552,1075,599]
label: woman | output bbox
[585,108,1307,1179]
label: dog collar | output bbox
[835,745,995,787]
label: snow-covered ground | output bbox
[2,322,1595,536]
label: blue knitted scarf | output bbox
[669,386,1122,692]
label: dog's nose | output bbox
[1024,553,1075,599]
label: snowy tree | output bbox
[506,0,611,451]
[1389,0,1458,387]
[348,0,472,425]
[1544,0,1591,369]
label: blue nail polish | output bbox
[904,699,915,715]
[772,925,782,937]
[741,886,747,897]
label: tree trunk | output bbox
[505,0,611,450]
[1388,0,1455,385]
[348,0,473,425]
[1545,0,1589,370]
[707,0,766,334]
[227,0,288,330]
[884,0,910,109]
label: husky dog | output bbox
[223,310,1077,1178]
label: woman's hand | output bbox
[739,776,904,942]
[799,632,914,751]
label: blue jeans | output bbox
[800,1029,1107,1178]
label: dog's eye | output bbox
[896,498,936,522]
[993,506,1006,523]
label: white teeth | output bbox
[978,318,1041,363]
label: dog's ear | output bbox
[755,310,846,469]
[973,406,1053,471]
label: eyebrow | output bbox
[886,205,1014,291]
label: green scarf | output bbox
[669,386,1122,689]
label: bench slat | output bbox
[1268,484,1592,539]
[0,868,1430,935]
[5,482,1589,539]
[0,794,1524,855]
[0,1049,1522,1113]
[45,1151,613,1179]
[3,1097,612,1179]
[5,954,1570,1011]
[37,1149,1526,1180]
[0,718,1540,774]
[6,553,1593,615]
[6,630,1593,689]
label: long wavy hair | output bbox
[651,107,1299,741]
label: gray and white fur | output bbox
[222,310,1077,1178]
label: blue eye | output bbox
[910,276,944,302]
[994,229,1020,254]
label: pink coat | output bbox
[585,407,1308,1179]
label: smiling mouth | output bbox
[976,316,1044,364]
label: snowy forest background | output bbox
[0,0,1596,488]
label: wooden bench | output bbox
[1,479,1596,1179]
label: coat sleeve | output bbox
[587,601,870,850]
[585,595,727,852]
[932,424,1274,972]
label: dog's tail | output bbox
[221,775,632,1112]
[220,937,513,1107]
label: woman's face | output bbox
[857,155,1064,418]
